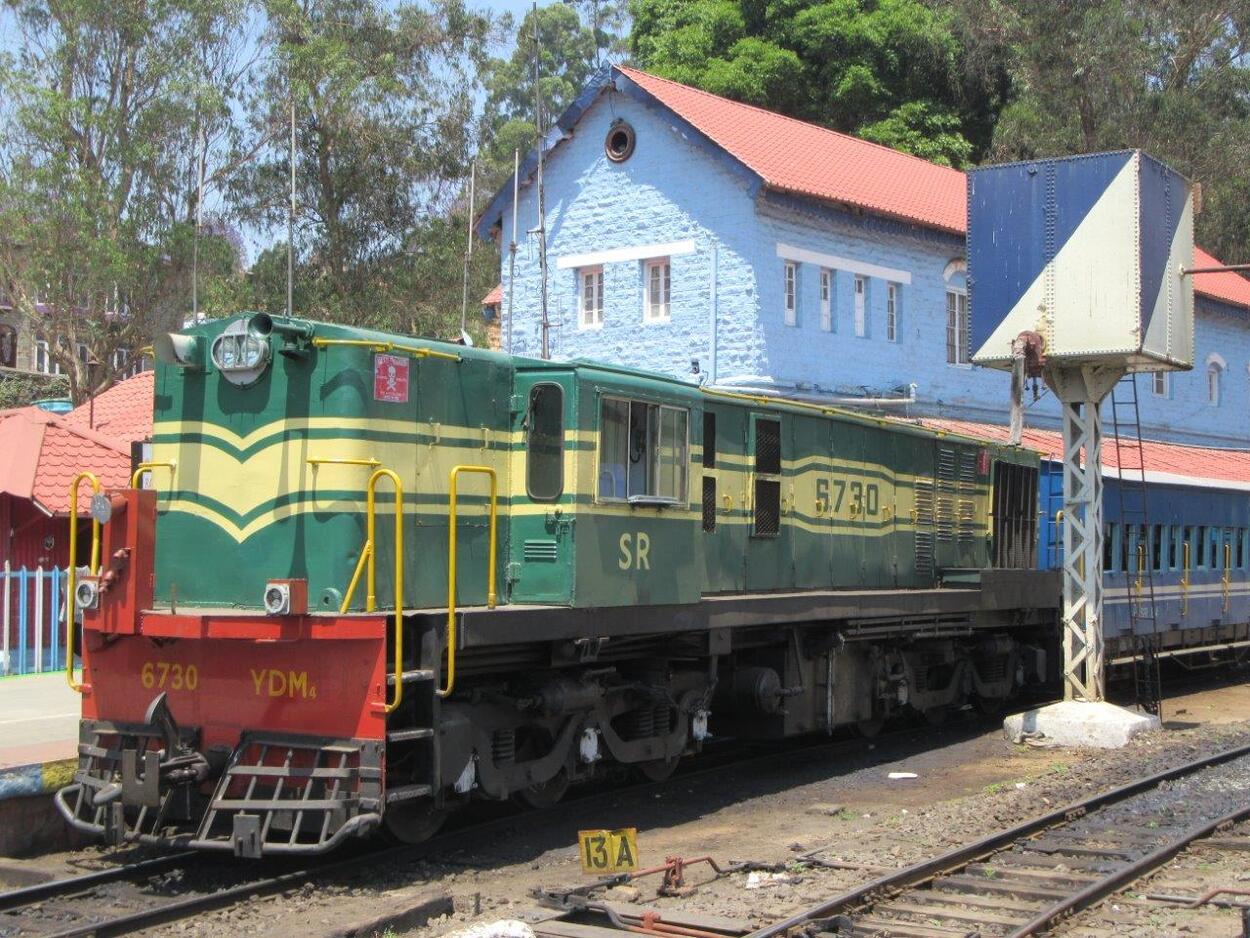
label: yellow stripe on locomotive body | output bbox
[149,315,1038,612]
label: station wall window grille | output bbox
[753,417,782,537]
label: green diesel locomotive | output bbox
[59,314,1056,853]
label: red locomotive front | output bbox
[56,488,391,856]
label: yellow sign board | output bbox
[578,828,639,874]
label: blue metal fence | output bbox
[1,564,68,676]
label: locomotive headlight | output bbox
[262,583,291,616]
[75,578,99,611]
[211,319,271,386]
[154,333,203,370]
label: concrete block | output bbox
[1003,700,1160,749]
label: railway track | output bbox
[533,739,1250,938]
[0,714,988,937]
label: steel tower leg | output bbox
[1047,365,1124,704]
[1060,398,1104,701]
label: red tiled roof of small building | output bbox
[481,284,503,306]
[0,408,131,515]
[64,371,153,443]
[616,67,1250,311]
[916,417,1250,487]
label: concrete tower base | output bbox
[1003,700,1160,749]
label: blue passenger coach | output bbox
[1039,464,1250,664]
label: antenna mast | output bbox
[533,3,551,359]
[287,98,295,320]
[507,148,519,355]
[459,162,476,338]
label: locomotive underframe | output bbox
[58,569,1061,855]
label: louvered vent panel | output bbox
[754,479,781,536]
[913,478,935,575]
[523,539,559,562]
[957,450,979,544]
[936,448,957,544]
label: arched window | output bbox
[1208,360,1223,406]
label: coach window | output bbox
[526,384,564,501]
[1169,525,1181,571]
[597,396,688,503]
[1103,523,1116,573]
[1152,524,1163,571]
[1196,526,1208,568]
[1239,529,1247,569]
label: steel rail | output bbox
[743,738,1250,938]
[13,715,983,938]
[1009,801,1250,936]
[0,851,197,912]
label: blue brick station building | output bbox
[476,65,1250,449]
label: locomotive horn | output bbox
[249,313,315,357]
[154,332,202,369]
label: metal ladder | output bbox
[1108,375,1163,717]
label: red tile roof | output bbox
[616,67,1250,311]
[914,418,1250,488]
[618,66,967,235]
[481,284,503,306]
[64,371,153,443]
[0,409,131,515]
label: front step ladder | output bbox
[1108,375,1163,718]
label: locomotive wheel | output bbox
[512,769,570,809]
[381,802,448,844]
[855,717,885,739]
[636,757,680,782]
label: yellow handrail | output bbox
[442,465,499,699]
[1223,542,1232,613]
[1135,542,1146,594]
[1181,542,1191,617]
[66,471,101,693]
[310,336,462,363]
[333,467,405,713]
[131,461,175,489]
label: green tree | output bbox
[233,0,498,337]
[481,1,629,183]
[965,0,1250,263]
[629,0,1004,167]
[0,0,250,402]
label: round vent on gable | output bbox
[605,121,636,163]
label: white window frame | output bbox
[1151,371,1168,397]
[1208,362,1222,406]
[946,289,970,366]
[35,339,61,375]
[886,283,898,342]
[643,257,671,323]
[783,261,797,326]
[820,269,832,332]
[112,347,129,372]
[853,275,866,337]
[577,265,604,330]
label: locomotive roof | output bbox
[176,316,1035,464]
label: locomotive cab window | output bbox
[597,397,688,505]
[526,384,564,501]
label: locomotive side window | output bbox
[597,396,688,503]
[753,417,782,537]
[703,412,716,468]
[526,384,564,501]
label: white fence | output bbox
[1,563,69,676]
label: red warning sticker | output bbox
[373,353,409,403]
